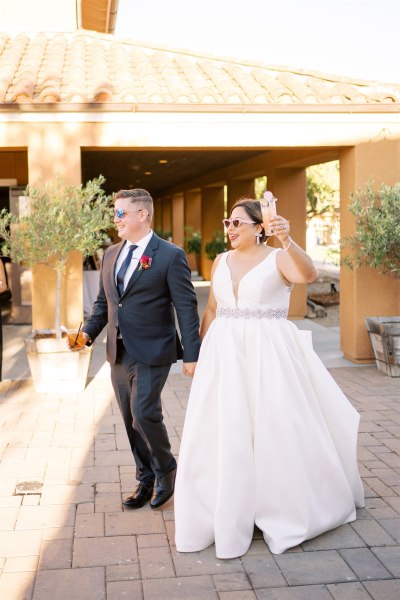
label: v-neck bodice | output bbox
[213,250,291,310]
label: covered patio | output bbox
[0,20,399,362]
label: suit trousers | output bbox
[111,339,176,484]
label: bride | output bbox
[174,197,364,558]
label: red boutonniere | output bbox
[138,255,153,270]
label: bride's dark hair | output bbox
[231,198,267,242]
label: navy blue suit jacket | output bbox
[83,233,201,366]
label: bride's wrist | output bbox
[282,236,292,251]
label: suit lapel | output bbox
[110,241,126,299]
[123,233,160,296]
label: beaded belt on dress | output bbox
[216,307,288,319]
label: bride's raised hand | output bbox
[270,215,291,248]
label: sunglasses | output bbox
[113,208,145,218]
[222,217,257,229]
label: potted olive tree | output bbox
[0,176,114,391]
[205,230,226,260]
[341,181,400,376]
[184,227,202,275]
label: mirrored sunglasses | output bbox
[222,217,257,229]
[113,208,144,218]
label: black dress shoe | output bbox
[123,483,154,508]
[150,469,176,509]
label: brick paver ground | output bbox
[1,360,400,599]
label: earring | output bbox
[255,232,262,245]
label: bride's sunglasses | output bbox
[222,217,257,229]
[113,208,145,218]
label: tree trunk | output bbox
[55,268,62,339]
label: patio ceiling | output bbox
[81,148,267,196]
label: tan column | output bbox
[227,179,255,214]
[161,197,172,239]
[32,251,83,330]
[153,198,163,233]
[266,168,308,319]
[27,124,81,185]
[340,140,400,362]
[201,186,225,281]
[172,193,185,248]
[184,190,202,273]
[185,190,202,229]
[27,131,83,330]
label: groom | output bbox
[73,188,200,509]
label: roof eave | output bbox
[0,103,399,114]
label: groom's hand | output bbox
[67,331,90,352]
[183,362,197,377]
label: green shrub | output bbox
[154,229,172,240]
[205,230,226,260]
[184,228,202,256]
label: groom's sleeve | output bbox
[82,252,109,343]
[167,248,201,363]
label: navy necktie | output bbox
[116,244,137,296]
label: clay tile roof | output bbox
[0,30,399,106]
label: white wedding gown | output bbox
[174,249,364,558]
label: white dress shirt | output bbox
[115,230,153,293]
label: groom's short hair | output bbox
[114,188,154,221]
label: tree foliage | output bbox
[341,182,400,276]
[0,176,113,272]
[306,161,339,220]
[0,176,114,336]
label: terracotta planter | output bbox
[195,254,202,277]
[25,330,93,393]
